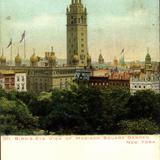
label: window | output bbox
[17,76,20,82]
[21,76,24,82]
[22,84,24,90]
[17,84,20,90]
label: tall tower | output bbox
[67,0,88,67]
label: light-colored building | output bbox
[0,70,27,92]
[0,65,83,94]
[0,74,5,89]
[130,75,160,94]
[15,72,27,92]
[27,66,79,93]
[66,0,91,67]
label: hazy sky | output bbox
[0,0,159,61]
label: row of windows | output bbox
[91,82,108,86]
[110,83,129,87]
[16,84,25,90]
[29,70,75,76]
[70,18,86,24]
[134,85,146,89]
[5,78,14,83]
[70,32,84,37]
[90,83,129,87]
[16,76,25,82]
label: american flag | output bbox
[19,31,26,43]
[6,39,12,48]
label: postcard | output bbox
[0,0,160,159]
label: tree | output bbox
[126,90,160,122]
[101,88,131,133]
[118,119,159,134]
[0,97,38,135]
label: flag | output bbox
[6,16,11,20]
[19,31,25,43]
[6,39,12,48]
[121,49,124,54]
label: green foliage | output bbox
[0,87,160,135]
[0,97,38,135]
[126,90,160,122]
[0,88,6,98]
[118,119,159,134]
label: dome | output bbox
[145,53,151,63]
[30,53,39,63]
[73,55,79,63]
[99,54,103,59]
[15,54,22,64]
[113,57,118,65]
[0,54,6,63]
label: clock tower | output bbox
[67,0,90,67]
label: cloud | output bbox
[12,14,57,30]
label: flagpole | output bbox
[11,43,12,66]
[2,48,3,55]
[24,32,26,61]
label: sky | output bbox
[0,0,159,62]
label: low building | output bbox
[15,72,27,92]
[91,69,110,77]
[27,66,78,93]
[130,75,160,94]
[0,71,15,91]
[89,76,109,87]
[74,69,131,89]
[0,74,5,89]
[0,70,27,92]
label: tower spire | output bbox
[51,46,54,52]
[67,0,88,67]
[147,47,150,54]
[1,48,3,55]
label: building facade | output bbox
[15,72,27,92]
[0,71,15,91]
[0,74,5,89]
[67,0,90,67]
[0,65,83,94]
[130,76,160,94]
[27,67,78,93]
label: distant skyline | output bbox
[0,0,159,62]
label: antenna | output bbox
[2,48,3,55]
[33,48,35,54]
[51,46,54,52]
[18,47,19,54]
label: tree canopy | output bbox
[0,86,159,135]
